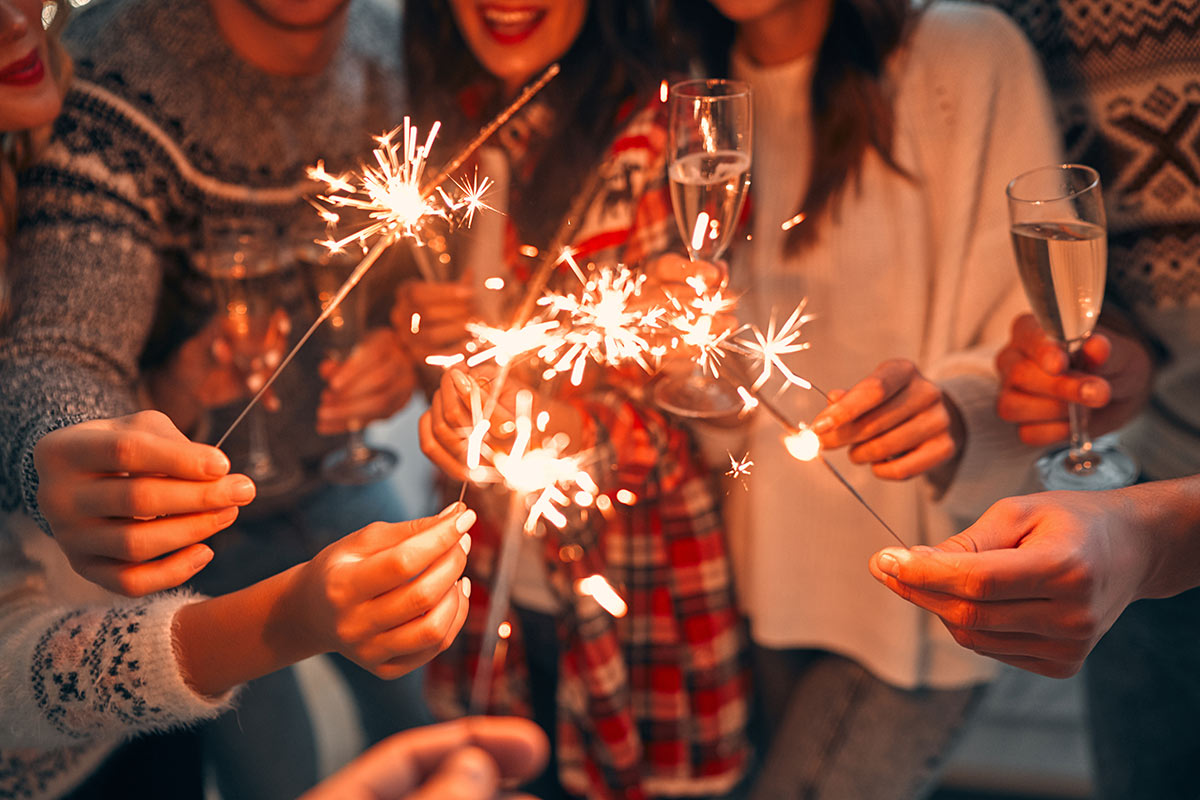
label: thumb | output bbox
[408,747,501,800]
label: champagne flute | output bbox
[204,219,304,498]
[298,236,399,485]
[653,78,752,418]
[1006,164,1138,490]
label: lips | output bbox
[478,4,547,45]
[0,49,45,87]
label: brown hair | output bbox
[661,0,915,251]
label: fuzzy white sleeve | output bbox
[0,589,238,750]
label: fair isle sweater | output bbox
[0,0,405,527]
[0,513,235,800]
[986,0,1200,479]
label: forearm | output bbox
[173,564,319,698]
[1125,475,1200,600]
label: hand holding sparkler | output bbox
[317,327,417,436]
[810,359,964,482]
[392,278,477,370]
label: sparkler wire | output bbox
[468,491,527,714]
[215,66,562,446]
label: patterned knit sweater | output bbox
[0,513,235,800]
[0,0,406,528]
[987,0,1200,478]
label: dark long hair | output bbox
[662,0,915,251]
[404,1,660,250]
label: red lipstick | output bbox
[0,49,45,87]
[478,4,547,45]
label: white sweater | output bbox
[713,3,1062,689]
[0,513,236,799]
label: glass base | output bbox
[243,457,305,500]
[653,372,744,419]
[1036,435,1138,491]
[321,444,398,486]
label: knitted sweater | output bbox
[0,0,405,528]
[987,0,1200,479]
[708,3,1062,689]
[0,513,235,800]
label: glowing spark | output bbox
[615,489,637,505]
[736,385,759,415]
[465,320,561,367]
[519,244,539,258]
[664,284,742,379]
[784,428,821,462]
[484,277,506,290]
[410,312,421,334]
[425,353,465,368]
[732,303,815,391]
[577,574,628,618]
[452,168,496,227]
[691,211,710,253]
[726,452,754,480]
[498,621,512,639]
[659,79,669,103]
[781,212,807,231]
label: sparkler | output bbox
[214,64,561,448]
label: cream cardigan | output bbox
[712,3,1062,690]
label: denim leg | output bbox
[1085,586,1200,800]
[748,648,984,800]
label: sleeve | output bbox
[911,5,1065,519]
[0,523,237,750]
[0,91,166,529]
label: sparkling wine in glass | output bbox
[204,219,304,498]
[1006,164,1137,490]
[299,236,399,485]
[654,78,752,419]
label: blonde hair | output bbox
[0,0,72,316]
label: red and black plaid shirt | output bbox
[426,97,750,798]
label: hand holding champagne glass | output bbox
[1005,164,1137,490]
[653,78,752,419]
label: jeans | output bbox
[190,480,433,800]
[1085,586,1200,800]
[747,647,984,800]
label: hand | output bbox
[995,313,1153,445]
[146,314,287,433]
[420,368,583,482]
[318,327,417,434]
[868,491,1146,678]
[393,279,476,363]
[285,503,474,680]
[32,411,256,596]
[301,717,549,800]
[811,359,962,480]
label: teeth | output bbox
[482,6,540,26]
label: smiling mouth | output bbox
[478,4,548,44]
[0,49,45,87]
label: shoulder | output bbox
[63,0,188,82]
[903,2,1041,81]
[345,0,404,75]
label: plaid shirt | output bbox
[426,97,750,798]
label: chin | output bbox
[0,94,62,134]
[708,0,796,22]
[239,0,352,30]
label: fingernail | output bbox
[191,547,214,571]
[230,476,256,504]
[215,506,239,527]
[459,532,472,556]
[877,551,900,577]
[438,501,463,518]
[455,509,477,533]
[461,576,472,598]
[911,545,936,553]
[451,371,471,391]
[205,450,230,478]
[811,416,834,434]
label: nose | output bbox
[0,1,32,44]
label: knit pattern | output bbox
[0,0,405,526]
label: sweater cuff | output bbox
[936,373,1038,522]
[15,413,87,535]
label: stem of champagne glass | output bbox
[1064,340,1100,474]
[344,426,371,465]
[247,405,276,478]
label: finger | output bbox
[325,359,411,408]
[326,331,398,393]
[871,568,1062,635]
[1018,421,1070,447]
[1004,358,1111,408]
[361,541,470,632]
[350,509,476,598]
[870,540,1058,601]
[339,504,470,560]
[367,582,465,660]
[420,411,470,481]
[811,360,915,435]
[870,432,956,479]
[1081,333,1111,371]
[1011,314,1067,374]
[431,388,473,452]
[846,399,948,463]
[52,427,230,480]
[996,389,1068,424]
[971,650,1083,679]
[943,624,1086,660]
[81,543,215,597]
[318,387,408,432]
[407,281,475,306]
[73,473,257,518]
[406,747,500,800]
[87,506,240,562]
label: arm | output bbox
[869,476,1200,678]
